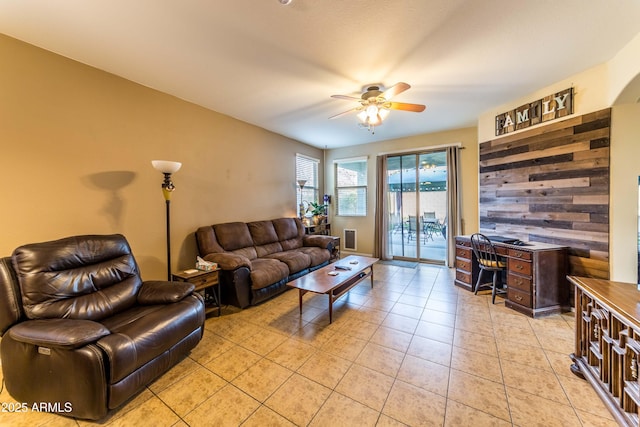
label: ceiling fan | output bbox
[329,82,426,132]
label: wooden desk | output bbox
[455,235,569,317]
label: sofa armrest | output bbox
[203,253,252,270]
[8,319,110,350]
[138,281,195,305]
[303,234,335,250]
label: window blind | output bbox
[296,154,319,210]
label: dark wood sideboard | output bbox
[454,235,569,317]
[569,276,640,426]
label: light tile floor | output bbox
[0,263,619,426]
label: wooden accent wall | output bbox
[479,108,610,279]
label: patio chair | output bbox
[422,212,437,241]
[406,215,418,243]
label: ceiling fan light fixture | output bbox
[329,82,425,133]
[365,104,379,118]
[369,114,382,126]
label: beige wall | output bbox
[0,34,323,279]
[477,32,640,283]
[609,33,640,283]
[477,64,611,143]
[610,103,640,282]
[325,128,479,257]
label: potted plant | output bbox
[308,202,327,225]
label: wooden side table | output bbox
[329,236,340,262]
[172,268,221,317]
[304,223,331,235]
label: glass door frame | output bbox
[386,150,447,264]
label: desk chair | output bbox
[470,233,507,304]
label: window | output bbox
[335,157,367,216]
[296,154,319,212]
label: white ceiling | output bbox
[2,0,640,149]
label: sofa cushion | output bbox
[255,242,283,258]
[265,250,311,274]
[249,258,289,290]
[213,222,254,252]
[273,218,304,250]
[195,226,225,255]
[296,247,331,267]
[230,247,258,262]
[97,295,204,383]
[248,221,278,245]
[12,234,142,321]
[249,221,284,257]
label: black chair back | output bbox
[470,233,507,302]
[470,233,502,270]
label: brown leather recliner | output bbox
[0,234,206,420]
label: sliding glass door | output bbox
[386,151,447,262]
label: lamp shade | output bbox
[152,160,182,174]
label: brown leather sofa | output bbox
[196,217,335,308]
[0,234,206,420]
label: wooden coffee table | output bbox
[287,255,379,324]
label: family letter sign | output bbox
[495,88,573,136]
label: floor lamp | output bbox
[297,179,307,219]
[152,160,182,281]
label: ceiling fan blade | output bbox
[382,82,410,100]
[388,102,426,112]
[329,108,359,119]
[331,94,362,101]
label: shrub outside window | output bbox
[335,157,367,216]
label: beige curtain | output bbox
[445,146,462,267]
[373,155,391,260]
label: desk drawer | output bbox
[188,273,219,291]
[456,246,471,259]
[456,257,472,272]
[509,258,532,276]
[496,246,508,257]
[508,288,532,308]
[457,239,471,248]
[507,273,532,292]
[509,249,532,260]
[456,270,471,285]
